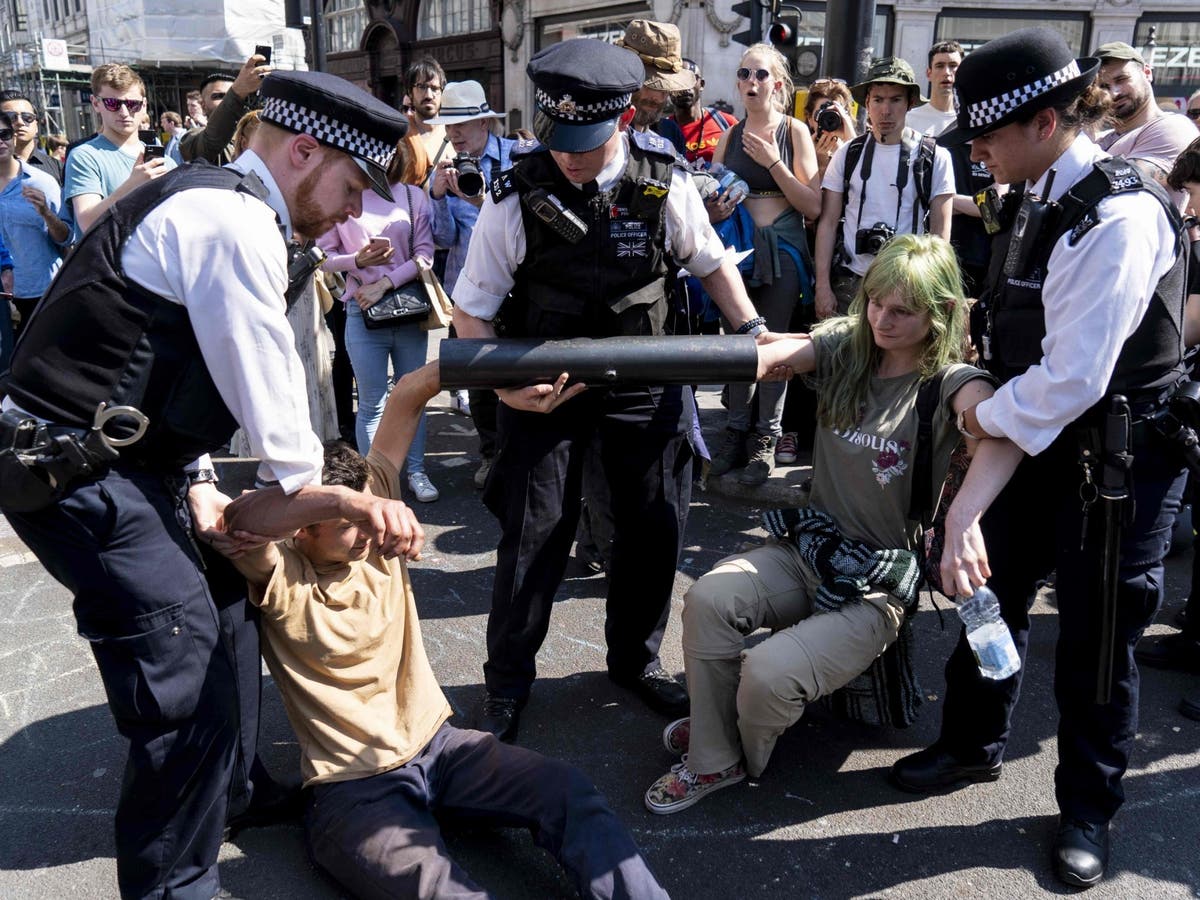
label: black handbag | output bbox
[362,184,432,330]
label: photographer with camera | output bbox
[887,30,1190,888]
[803,78,856,181]
[813,58,954,320]
[428,81,515,488]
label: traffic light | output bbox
[731,0,764,47]
[768,16,799,47]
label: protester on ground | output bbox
[180,54,272,166]
[0,112,68,338]
[813,57,954,320]
[215,360,670,900]
[888,29,1189,889]
[429,79,515,489]
[451,38,762,743]
[0,90,62,183]
[670,58,737,167]
[615,20,693,157]
[318,139,440,504]
[707,43,821,486]
[646,235,998,813]
[0,69,412,900]
[62,63,176,239]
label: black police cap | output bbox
[260,70,408,201]
[527,39,643,152]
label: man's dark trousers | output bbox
[936,430,1185,824]
[482,384,692,699]
[305,722,668,899]
[7,467,260,899]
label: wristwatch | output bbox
[956,408,984,441]
[187,467,219,488]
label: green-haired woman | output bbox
[646,234,1009,813]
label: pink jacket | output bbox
[317,183,434,304]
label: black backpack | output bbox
[841,129,938,233]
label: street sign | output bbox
[42,38,70,71]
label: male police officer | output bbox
[0,71,416,899]
[452,39,762,742]
[888,29,1188,888]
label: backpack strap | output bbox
[907,131,937,232]
[840,133,870,200]
[710,107,731,133]
[907,367,950,527]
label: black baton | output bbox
[1096,395,1132,704]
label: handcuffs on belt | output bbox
[0,402,149,513]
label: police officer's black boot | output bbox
[1052,818,1108,888]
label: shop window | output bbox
[537,3,649,48]
[417,0,492,39]
[1136,17,1200,100]
[326,0,368,55]
[935,11,1088,56]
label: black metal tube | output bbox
[438,336,761,390]
[822,0,878,88]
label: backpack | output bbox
[841,129,938,233]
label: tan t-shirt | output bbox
[251,449,452,786]
[808,322,992,552]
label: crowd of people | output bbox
[1,18,1200,900]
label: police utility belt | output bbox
[0,402,149,513]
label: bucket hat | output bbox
[849,57,926,106]
[615,20,697,92]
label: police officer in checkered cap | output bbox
[0,68,418,899]
[889,27,1189,890]
[451,37,763,742]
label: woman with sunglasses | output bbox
[708,44,821,485]
[62,63,175,241]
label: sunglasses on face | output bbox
[4,111,36,124]
[737,67,772,83]
[1188,108,1200,120]
[99,97,144,113]
[0,128,13,142]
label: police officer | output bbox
[0,71,421,899]
[451,39,763,742]
[887,29,1188,888]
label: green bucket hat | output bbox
[849,57,927,106]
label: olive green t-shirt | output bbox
[808,323,992,552]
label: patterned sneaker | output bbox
[644,755,745,815]
[775,432,798,465]
[408,472,440,503]
[738,433,776,486]
[708,428,748,477]
[662,717,690,756]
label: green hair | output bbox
[812,234,969,431]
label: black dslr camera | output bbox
[454,153,485,198]
[815,100,842,137]
[855,222,895,256]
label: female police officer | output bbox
[887,29,1189,888]
[451,38,763,742]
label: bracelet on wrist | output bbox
[187,467,219,488]
[735,316,767,336]
[768,159,782,172]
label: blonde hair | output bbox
[812,234,969,430]
[231,109,261,160]
[91,63,144,97]
[741,43,794,113]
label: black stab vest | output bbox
[2,163,272,470]
[975,158,1186,403]
[495,134,675,338]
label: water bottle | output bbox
[956,585,1020,680]
[707,163,750,206]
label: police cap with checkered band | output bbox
[938,27,1099,148]
[528,39,644,153]
[259,69,408,201]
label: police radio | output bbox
[1003,169,1059,279]
[524,188,588,244]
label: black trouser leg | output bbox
[325,301,356,442]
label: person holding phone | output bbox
[318,140,441,503]
[180,50,273,166]
[62,64,177,240]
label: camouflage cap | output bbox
[849,57,928,105]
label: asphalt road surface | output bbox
[1,394,1197,899]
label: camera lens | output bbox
[455,154,484,198]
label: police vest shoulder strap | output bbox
[1055,157,1184,250]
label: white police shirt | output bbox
[120,149,324,493]
[452,132,727,320]
[974,133,1180,456]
